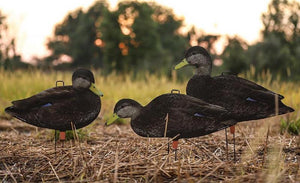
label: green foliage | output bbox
[46,1,109,67]
[280,118,300,135]
[99,7,123,73]
[100,1,189,74]
[247,34,294,78]
[255,0,300,80]
[46,0,189,74]
[220,36,248,74]
[221,0,300,80]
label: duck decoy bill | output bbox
[174,58,188,70]
[90,83,104,97]
[105,113,119,126]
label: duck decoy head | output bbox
[72,68,103,97]
[105,99,142,125]
[174,46,212,75]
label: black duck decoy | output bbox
[106,93,237,160]
[174,46,294,122]
[5,68,103,140]
[174,46,294,161]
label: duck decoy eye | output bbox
[119,104,126,110]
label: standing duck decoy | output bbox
[106,93,237,160]
[174,46,294,161]
[5,68,103,140]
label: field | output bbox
[0,69,299,182]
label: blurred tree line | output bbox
[0,11,27,70]
[44,0,191,76]
[1,0,300,80]
[221,0,300,80]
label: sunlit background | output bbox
[1,0,272,61]
[0,0,300,80]
[0,1,300,182]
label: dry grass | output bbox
[0,116,299,182]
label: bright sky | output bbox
[0,0,275,62]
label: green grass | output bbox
[0,69,186,117]
[1,68,299,126]
[280,118,300,135]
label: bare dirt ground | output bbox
[0,118,299,182]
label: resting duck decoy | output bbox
[174,46,294,121]
[5,68,103,140]
[106,93,236,160]
[174,46,294,160]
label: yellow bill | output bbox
[105,113,120,126]
[89,83,104,97]
[174,58,189,70]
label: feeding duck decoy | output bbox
[174,46,294,160]
[5,68,103,140]
[106,93,237,160]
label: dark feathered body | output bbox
[129,93,236,139]
[5,86,101,131]
[187,74,294,121]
